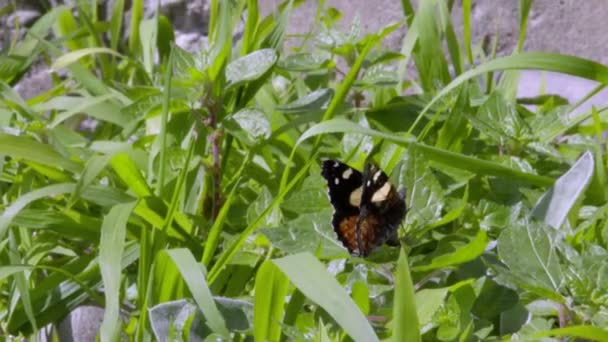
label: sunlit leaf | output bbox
[273,253,379,342]
[531,151,594,229]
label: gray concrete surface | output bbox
[260,0,608,64]
[260,0,608,114]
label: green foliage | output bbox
[1,0,608,340]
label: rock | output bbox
[13,64,54,100]
[175,31,208,52]
[6,9,41,28]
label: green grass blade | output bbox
[201,177,243,267]
[139,18,157,76]
[50,47,125,71]
[241,0,259,55]
[33,34,116,97]
[128,0,143,55]
[279,29,386,192]
[397,2,419,91]
[533,326,608,341]
[54,7,86,52]
[297,118,553,186]
[516,0,532,53]
[8,232,37,332]
[109,0,124,50]
[392,248,419,342]
[0,133,82,173]
[156,47,174,197]
[273,253,379,342]
[0,183,76,239]
[100,201,137,342]
[253,261,289,342]
[462,0,473,65]
[161,134,195,236]
[42,94,127,127]
[207,0,234,83]
[439,0,462,75]
[208,158,314,284]
[69,154,112,206]
[207,0,220,44]
[110,153,152,198]
[415,0,449,91]
[410,52,608,137]
[166,248,229,337]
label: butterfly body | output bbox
[321,160,406,257]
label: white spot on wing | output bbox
[373,170,382,182]
[371,182,391,202]
[334,178,340,185]
[342,168,353,179]
[367,180,371,186]
[333,161,339,167]
[349,187,363,207]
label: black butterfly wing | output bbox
[355,163,406,256]
[321,160,363,255]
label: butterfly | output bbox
[321,160,406,257]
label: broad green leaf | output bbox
[259,211,347,258]
[531,151,594,229]
[497,220,564,295]
[149,298,253,340]
[357,65,400,87]
[500,303,530,335]
[351,281,370,315]
[223,108,271,145]
[100,201,137,342]
[403,147,445,230]
[277,53,331,71]
[276,88,334,114]
[208,158,314,284]
[415,288,448,326]
[471,278,519,319]
[280,186,328,214]
[273,253,379,342]
[149,300,206,340]
[225,49,278,90]
[470,91,530,144]
[412,230,489,272]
